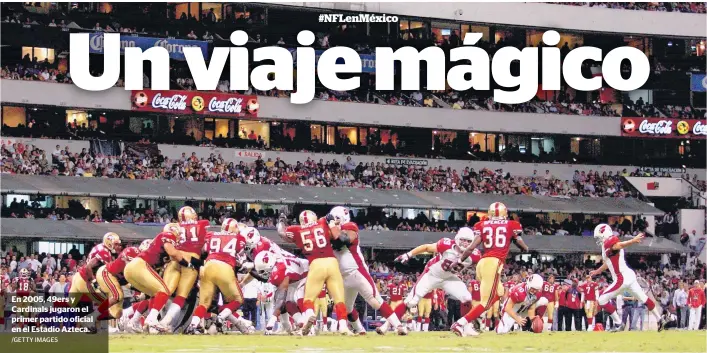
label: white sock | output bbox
[227,314,240,325]
[162,302,181,323]
[130,312,142,324]
[352,319,365,332]
[610,311,621,324]
[122,307,134,319]
[266,315,278,329]
[218,308,232,321]
[146,308,160,323]
[379,320,390,332]
[338,319,348,330]
[189,315,200,327]
[650,307,661,321]
[422,322,429,331]
[456,317,469,326]
[387,314,401,327]
[292,312,303,325]
[280,313,292,331]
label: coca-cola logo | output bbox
[151,93,188,111]
[638,119,672,135]
[694,121,707,136]
[208,97,243,114]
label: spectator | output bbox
[674,281,688,328]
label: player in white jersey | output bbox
[390,227,481,335]
[328,206,406,335]
[253,251,309,334]
[496,274,547,334]
[590,224,665,331]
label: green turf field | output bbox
[110,331,706,353]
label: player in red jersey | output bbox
[578,274,599,330]
[453,202,529,336]
[124,223,193,333]
[541,275,559,331]
[388,282,407,310]
[393,228,481,336]
[160,206,210,329]
[95,246,140,322]
[496,274,547,334]
[185,220,254,334]
[329,206,405,335]
[70,232,121,306]
[590,224,665,331]
[254,251,310,334]
[13,268,35,327]
[279,210,350,335]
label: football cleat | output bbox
[302,316,317,336]
[608,323,625,332]
[376,325,387,335]
[338,325,354,336]
[395,325,408,336]
[451,322,465,337]
[657,318,666,332]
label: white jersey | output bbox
[601,236,636,282]
[334,242,368,274]
[424,238,478,280]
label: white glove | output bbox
[241,262,254,272]
[394,252,412,264]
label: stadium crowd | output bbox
[550,2,707,13]
[1,141,645,197]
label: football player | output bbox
[541,274,559,331]
[453,202,529,336]
[329,206,406,335]
[95,246,140,322]
[161,206,210,329]
[279,210,351,335]
[69,232,121,306]
[124,223,195,332]
[590,224,665,331]
[185,220,252,334]
[391,227,481,336]
[495,274,547,334]
[578,274,599,330]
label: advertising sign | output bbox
[621,117,706,139]
[131,90,259,118]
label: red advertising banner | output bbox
[131,90,259,118]
[621,117,706,139]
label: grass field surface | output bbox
[110,331,706,353]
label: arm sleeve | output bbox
[435,238,453,253]
[284,226,299,242]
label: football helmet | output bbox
[594,223,613,246]
[139,239,152,252]
[19,268,29,279]
[178,206,198,222]
[454,227,475,252]
[163,223,181,237]
[527,274,543,293]
[241,227,261,250]
[299,210,318,227]
[253,251,277,279]
[329,206,351,224]
[103,232,122,253]
[221,218,239,233]
[488,202,508,220]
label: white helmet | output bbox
[19,268,30,279]
[253,251,278,279]
[527,274,543,292]
[454,227,475,252]
[241,226,261,250]
[593,223,613,246]
[139,239,152,252]
[329,206,351,224]
[299,210,318,227]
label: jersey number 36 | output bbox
[482,227,507,248]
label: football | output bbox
[532,317,544,333]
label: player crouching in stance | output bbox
[185,220,253,334]
[95,246,140,326]
[124,223,196,333]
[590,224,666,332]
[495,274,547,334]
[390,227,481,336]
[329,206,407,335]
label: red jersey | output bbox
[688,287,706,308]
[469,279,481,301]
[206,232,247,268]
[579,281,598,301]
[138,231,178,266]
[565,288,582,310]
[285,218,335,261]
[78,244,113,281]
[178,220,210,254]
[106,247,140,276]
[15,277,33,296]
[503,283,540,315]
[472,219,523,260]
[542,281,558,302]
[558,289,567,306]
[388,283,406,301]
[269,258,308,287]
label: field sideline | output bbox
[110,331,707,353]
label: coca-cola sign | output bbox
[621,117,706,139]
[131,90,258,118]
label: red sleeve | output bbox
[160,232,177,245]
[604,236,620,251]
[285,226,299,242]
[98,250,112,263]
[510,287,527,303]
[510,221,523,238]
[198,220,210,234]
[470,249,482,263]
[435,238,454,253]
[341,222,359,232]
[472,222,482,236]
